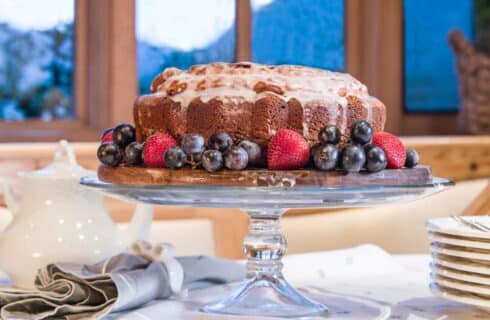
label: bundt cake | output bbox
[134,62,386,146]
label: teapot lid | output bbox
[19,140,93,179]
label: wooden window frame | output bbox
[0,0,136,142]
[346,0,458,135]
[1,0,458,142]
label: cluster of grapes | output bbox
[165,132,262,172]
[97,121,419,174]
[312,120,387,173]
[312,120,419,172]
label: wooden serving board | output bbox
[98,165,433,187]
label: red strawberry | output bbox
[101,129,113,143]
[268,129,310,170]
[143,132,177,168]
[372,132,406,169]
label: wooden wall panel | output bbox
[346,0,403,134]
[403,136,490,181]
[463,183,490,215]
[109,0,137,125]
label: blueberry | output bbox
[362,143,374,168]
[363,143,374,154]
[181,133,205,154]
[366,146,387,172]
[350,120,373,145]
[124,142,144,165]
[318,125,341,145]
[238,140,262,166]
[97,143,123,167]
[405,148,419,168]
[188,151,204,164]
[224,146,248,170]
[181,134,205,164]
[341,144,366,173]
[336,146,344,169]
[164,147,187,169]
[112,123,136,148]
[314,144,340,171]
[209,132,233,152]
[202,150,224,172]
[310,142,321,160]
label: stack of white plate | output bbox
[427,216,490,311]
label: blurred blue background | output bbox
[404,0,474,112]
[0,0,478,120]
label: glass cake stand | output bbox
[80,175,453,318]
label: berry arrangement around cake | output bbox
[97,62,428,187]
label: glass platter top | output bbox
[80,174,453,317]
[80,175,453,210]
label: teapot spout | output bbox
[125,204,154,244]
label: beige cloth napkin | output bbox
[0,242,244,320]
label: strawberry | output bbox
[101,128,113,143]
[143,132,177,168]
[372,132,406,169]
[267,129,310,170]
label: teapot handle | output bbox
[0,177,19,216]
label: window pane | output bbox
[0,0,74,121]
[404,0,474,112]
[251,0,344,71]
[136,0,236,94]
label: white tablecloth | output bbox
[2,245,487,319]
[105,245,486,319]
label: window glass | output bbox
[136,0,236,94]
[0,0,74,121]
[404,0,474,112]
[251,0,344,71]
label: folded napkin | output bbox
[0,242,244,320]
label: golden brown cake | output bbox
[134,62,386,146]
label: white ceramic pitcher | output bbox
[0,140,153,288]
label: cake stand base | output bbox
[202,209,328,317]
[202,276,327,317]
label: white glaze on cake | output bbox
[140,62,385,142]
[149,62,380,136]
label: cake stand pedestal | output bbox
[202,208,327,317]
[80,176,453,318]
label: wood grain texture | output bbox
[403,136,490,181]
[75,0,88,125]
[235,0,251,61]
[345,0,403,134]
[97,165,433,187]
[109,0,137,125]
[462,182,490,215]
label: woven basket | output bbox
[449,30,490,134]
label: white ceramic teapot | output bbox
[0,140,153,288]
